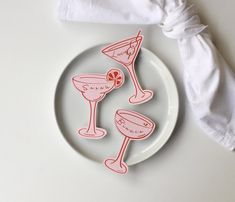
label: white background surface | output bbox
[0,0,235,202]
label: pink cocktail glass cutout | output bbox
[72,69,125,139]
[104,109,156,174]
[102,31,154,105]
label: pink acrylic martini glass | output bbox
[72,69,125,139]
[101,31,154,105]
[104,109,156,174]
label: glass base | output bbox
[104,158,128,174]
[78,128,107,139]
[129,90,153,105]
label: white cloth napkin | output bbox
[58,0,235,150]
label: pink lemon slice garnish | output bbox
[106,69,124,89]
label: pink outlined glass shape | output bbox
[72,69,125,139]
[102,31,154,105]
[104,109,156,174]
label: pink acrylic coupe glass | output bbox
[104,109,155,174]
[72,69,124,139]
[102,31,154,105]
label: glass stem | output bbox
[115,137,130,166]
[126,63,145,97]
[87,101,97,134]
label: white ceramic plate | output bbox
[54,44,179,166]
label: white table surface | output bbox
[0,0,235,202]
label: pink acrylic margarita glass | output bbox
[72,69,124,139]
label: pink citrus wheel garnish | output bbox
[106,69,124,89]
